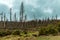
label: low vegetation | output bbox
[0,23,60,37]
[0,21,60,40]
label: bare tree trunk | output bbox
[14,13,17,22]
[4,13,6,29]
[10,8,12,22]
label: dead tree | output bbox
[42,18,44,24]
[24,15,27,28]
[33,14,37,27]
[6,18,8,22]
[52,16,54,21]
[20,2,24,28]
[20,2,24,22]
[47,17,49,21]
[56,15,57,20]
[47,17,50,24]
[0,12,3,21]
[44,17,47,22]
[14,13,17,22]
[1,12,3,21]
[10,8,12,21]
[4,13,6,29]
[25,15,27,22]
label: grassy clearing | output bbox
[0,35,60,40]
[37,36,60,40]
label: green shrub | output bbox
[0,31,6,36]
[12,30,20,35]
[58,24,60,27]
[57,27,60,32]
[57,24,60,32]
[39,25,58,36]
[33,34,38,37]
[47,25,58,36]
[5,30,12,35]
[23,31,27,34]
[39,28,47,36]
[0,30,12,37]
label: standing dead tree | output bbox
[20,2,24,28]
[14,13,17,22]
[56,15,57,20]
[0,12,3,21]
[20,2,24,22]
[4,13,6,29]
[25,15,27,22]
[52,16,54,21]
[33,14,38,28]
[24,15,27,28]
[10,8,12,22]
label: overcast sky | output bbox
[0,0,60,21]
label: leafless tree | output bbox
[52,16,54,21]
[24,14,27,28]
[4,13,6,29]
[0,12,3,21]
[33,14,38,27]
[14,13,17,22]
[10,8,12,21]
[47,17,49,21]
[56,15,57,20]
[25,15,27,22]
[20,2,24,22]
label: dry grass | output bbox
[37,36,60,40]
[0,35,60,40]
[0,35,36,40]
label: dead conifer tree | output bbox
[1,12,3,21]
[10,8,12,22]
[24,14,27,23]
[47,17,49,21]
[4,13,6,29]
[0,12,3,21]
[33,14,37,27]
[56,15,57,20]
[20,2,24,28]
[14,13,17,22]
[52,16,54,21]
[24,15,27,28]
[20,2,24,22]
